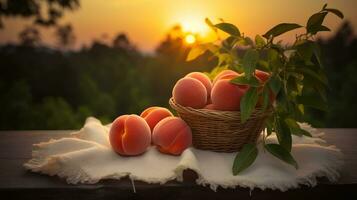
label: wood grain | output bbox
[0,129,356,199]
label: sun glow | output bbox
[185,34,196,44]
[181,20,209,35]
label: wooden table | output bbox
[0,129,356,199]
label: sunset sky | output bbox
[0,0,356,52]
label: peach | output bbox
[172,77,207,109]
[152,117,192,155]
[255,69,270,83]
[204,103,217,110]
[213,70,239,85]
[185,72,212,97]
[211,78,248,111]
[109,114,151,156]
[140,106,173,131]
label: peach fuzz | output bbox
[185,72,212,97]
[211,78,247,111]
[152,117,192,155]
[172,77,207,109]
[140,106,173,131]
[212,69,239,85]
[109,114,151,156]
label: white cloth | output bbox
[24,117,343,191]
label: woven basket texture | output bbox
[169,98,271,152]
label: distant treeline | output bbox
[0,22,356,129]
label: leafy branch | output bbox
[186,4,343,174]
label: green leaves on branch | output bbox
[261,86,270,111]
[306,12,328,34]
[296,67,328,86]
[265,144,298,169]
[263,23,302,39]
[275,117,292,152]
[242,49,259,79]
[196,4,343,175]
[268,75,282,95]
[323,8,344,19]
[255,35,266,48]
[322,4,344,19]
[306,5,343,34]
[230,75,261,87]
[240,87,259,123]
[232,143,258,175]
[186,43,219,61]
[284,118,312,137]
[214,23,241,37]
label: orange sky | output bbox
[0,0,356,52]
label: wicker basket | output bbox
[169,98,272,152]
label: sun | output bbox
[180,19,209,36]
[185,34,196,44]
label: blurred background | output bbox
[0,0,356,130]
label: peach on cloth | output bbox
[109,114,151,156]
[140,107,173,131]
[25,117,343,192]
[152,117,192,155]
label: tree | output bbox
[0,0,80,28]
[55,23,76,49]
[112,33,136,51]
[18,26,41,46]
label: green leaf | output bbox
[205,43,220,54]
[186,43,219,61]
[255,35,266,47]
[284,118,299,129]
[186,45,206,61]
[268,76,281,95]
[285,116,312,137]
[267,49,279,62]
[324,8,344,19]
[295,40,314,61]
[240,87,259,123]
[300,129,313,137]
[218,53,233,66]
[265,144,298,169]
[262,86,270,111]
[222,36,238,50]
[276,117,292,152]
[311,43,323,68]
[232,143,258,175]
[315,25,331,32]
[230,75,261,87]
[242,49,259,79]
[306,12,328,34]
[263,23,302,39]
[284,118,303,137]
[215,23,240,37]
[297,104,304,114]
[244,37,254,46]
[296,68,327,86]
